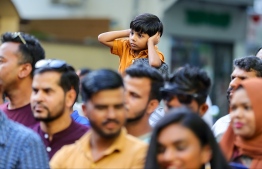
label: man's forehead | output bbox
[231,67,257,78]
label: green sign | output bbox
[185,9,231,28]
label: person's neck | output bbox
[125,115,151,138]
[89,130,120,161]
[90,131,118,151]
[6,79,32,109]
[40,111,72,141]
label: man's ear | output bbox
[199,103,209,117]
[18,63,32,78]
[146,99,159,115]
[65,88,77,108]
[82,103,89,119]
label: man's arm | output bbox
[98,29,130,48]
[147,32,162,67]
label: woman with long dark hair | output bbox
[145,107,230,169]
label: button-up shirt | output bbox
[0,111,49,169]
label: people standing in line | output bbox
[31,59,89,160]
[50,69,147,168]
[145,107,230,169]
[220,78,262,169]
[123,63,164,142]
[98,13,165,73]
[212,56,262,141]
[0,110,49,169]
[0,32,45,127]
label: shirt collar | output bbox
[78,128,127,161]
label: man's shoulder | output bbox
[4,119,42,144]
[124,133,148,150]
[212,114,231,141]
[212,114,231,127]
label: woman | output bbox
[220,78,262,168]
[145,107,230,169]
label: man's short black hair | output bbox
[1,32,45,76]
[234,56,262,77]
[34,63,79,107]
[125,63,164,102]
[130,13,163,37]
[78,67,92,77]
[168,65,211,105]
[81,69,123,102]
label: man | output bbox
[50,69,147,168]
[31,59,89,160]
[212,56,262,141]
[0,110,49,168]
[124,63,164,142]
[73,67,92,123]
[0,32,45,127]
[161,65,211,117]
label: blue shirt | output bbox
[0,111,49,169]
[71,110,90,127]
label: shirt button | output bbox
[44,134,48,139]
[46,147,52,152]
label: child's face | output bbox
[129,30,150,53]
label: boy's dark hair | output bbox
[130,13,163,37]
[234,56,262,77]
[1,32,45,77]
[81,69,123,102]
[125,63,164,102]
[34,63,79,107]
[168,65,211,105]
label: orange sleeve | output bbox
[157,50,165,62]
[111,39,125,58]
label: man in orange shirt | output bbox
[98,13,165,73]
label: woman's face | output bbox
[230,88,256,138]
[157,123,211,169]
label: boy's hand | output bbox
[148,32,160,45]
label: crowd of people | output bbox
[1,13,262,169]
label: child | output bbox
[98,13,165,73]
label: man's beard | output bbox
[34,103,65,123]
[126,106,147,123]
[89,118,122,139]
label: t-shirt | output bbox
[111,38,165,73]
[0,103,38,128]
[31,119,89,160]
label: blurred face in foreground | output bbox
[157,123,211,169]
[230,88,255,138]
[82,88,126,138]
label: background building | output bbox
[3,0,254,118]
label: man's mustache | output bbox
[102,119,120,126]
